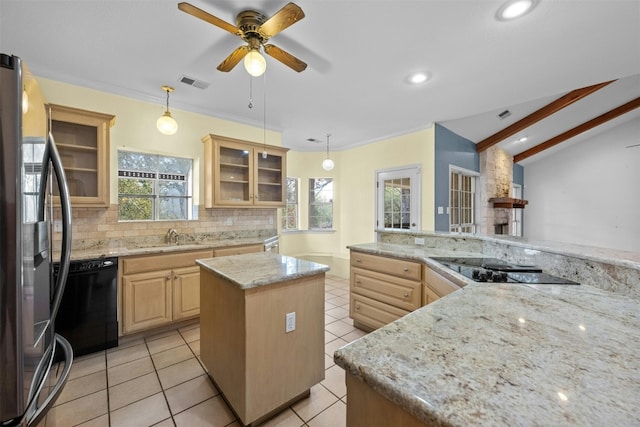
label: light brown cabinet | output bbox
[423,266,460,306]
[350,251,422,331]
[119,250,212,335]
[212,243,264,257]
[49,104,114,207]
[202,134,288,208]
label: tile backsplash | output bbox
[53,205,277,251]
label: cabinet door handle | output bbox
[165,273,171,280]
[174,275,179,280]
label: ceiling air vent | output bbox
[179,75,209,90]
[497,109,511,120]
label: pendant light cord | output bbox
[326,133,331,158]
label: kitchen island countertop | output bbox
[196,252,330,289]
[335,269,640,426]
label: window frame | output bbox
[308,177,334,231]
[449,166,478,233]
[117,150,194,222]
[281,177,299,231]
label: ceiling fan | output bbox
[178,2,307,75]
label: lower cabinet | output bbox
[423,266,461,306]
[120,250,213,335]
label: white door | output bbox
[376,165,421,231]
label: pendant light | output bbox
[157,85,178,135]
[322,133,334,171]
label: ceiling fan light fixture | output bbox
[157,85,178,135]
[244,49,267,77]
[497,0,536,20]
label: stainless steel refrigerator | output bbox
[1,54,73,426]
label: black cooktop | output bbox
[431,257,580,285]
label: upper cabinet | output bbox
[202,134,288,208]
[49,104,114,207]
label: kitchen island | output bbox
[335,261,640,426]
[197,252,329,426]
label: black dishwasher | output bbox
[54,257,118,359]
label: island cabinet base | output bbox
[200,269,325,426]
[346,373,430,427]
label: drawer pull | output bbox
[403,292,409,298]
[355,258,362,263]
[355,305,361,310]
[403,267,409,272]
[356,279,361,284]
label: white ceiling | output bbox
[2,0,639,159]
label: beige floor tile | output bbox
[54,370,106,406]
[325,314,339,325]
[342,328,367,343]
[307,401,346,427]
[109,371,162,411]
[324,331,338,344]
[76,413,109,427]
[291,383,339,422]
[107,355,155,386]
[152,344,194,369]
[68,353,106,381]
[146,333,186,355]
[324,338,349,357]
[326,296,349,308]
[180,325,200,343]
[189,339,201,356]
[109,392,171,427]
[325,306,349,320]
[324,354,335,370]
[260,408,305,427]
[107,343,149,368]
[321,366,346,398]
[145,329,180,342]
[157,357,205,390]
[152,418,176,427]
[165,374,218,415]
[45,390,108,427]
[173,395,236,427]
[108,336,144,352]
[325,320,356,338]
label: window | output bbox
[450,168,476,233]
[511,183,523,236]
[376,165,421,230]
[309,178,333,230]
[118,150,193,221]
[281,177,299,231]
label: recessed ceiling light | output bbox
[407,72,430,85]
[497,0,537,21]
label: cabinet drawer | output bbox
[212,244,264,257]
[350,252,421,281]
[424,267,461,298]
[122,250,213,275]
[350,293,409,331]
[351,268,421,311]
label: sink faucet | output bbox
[166,228,179,245]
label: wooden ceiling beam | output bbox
[475,80,615,152]
[513,96,640,163]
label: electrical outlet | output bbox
[285,312,296,333]
[414,237,425,245]
[54,220,62,233]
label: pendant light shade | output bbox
[322,133,334,171]
[157,85,178,135]
[244,49,267,77]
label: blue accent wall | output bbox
[513,163,524,187]
[434,124,479,231]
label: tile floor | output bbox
[42,274,367,427]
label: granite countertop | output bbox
[197,252,330,290]
[334,282,640,426]
[59,237,270,261]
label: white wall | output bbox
[524,116,640,252]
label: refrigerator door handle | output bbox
[26,334,73,427]
[46,132,72,325]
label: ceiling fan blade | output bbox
[264,44,307,72]
[178,2,239,35]
[217,46,249,72]
[626,143,640,148]
[259,3,305,39]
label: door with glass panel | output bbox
[376,166,421,231]
[449,169,476,233]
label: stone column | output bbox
[477,146,513,235]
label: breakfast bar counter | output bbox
[334,281,640,426]
[197,252,329,426]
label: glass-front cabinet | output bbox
[202,134,288,208]
[49,104,114,207]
